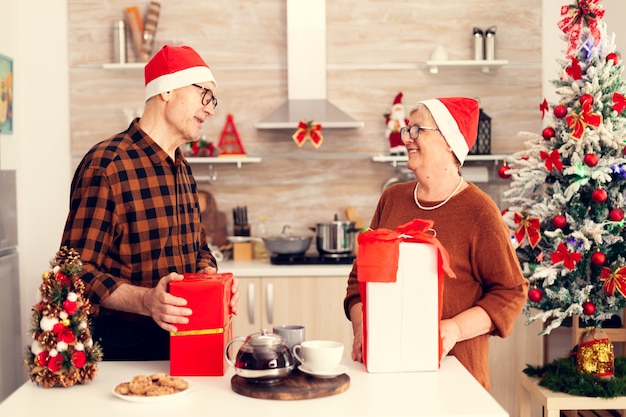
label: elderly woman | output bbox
[343,97,528,390]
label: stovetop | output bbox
[270,253,356,265]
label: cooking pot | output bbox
[224,329,295,383]
[262,225,312,255]
[310,215,358,255]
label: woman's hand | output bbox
[439,318,461,358]
[349,303,364,362]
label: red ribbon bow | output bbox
[292,120,324,148]
[613,92,626,114]
[550,242,582,270]
[600,265,626,297]
[557,0,605,58]
[565,100,602,140]
[513,212,541,248]
[540,149,564,172]
[540,99,549,120]
[566,58,583,80]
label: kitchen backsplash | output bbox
[67,0,541,237]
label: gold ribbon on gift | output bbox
[170,317,232,337]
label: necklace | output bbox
[414,177,464,210]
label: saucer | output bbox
[298,364,348,379]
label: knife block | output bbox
[233,242,253,261]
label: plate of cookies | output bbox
[112,373,193,403]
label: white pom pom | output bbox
[85,339,93,349]
[75,342,85,351]
[53,265,60,273]
[56,341,68,352]
[49,349,59,357]
[59,311,68,320]
[67,292,78,302]
[31,340,43,355]
[40,316,58,332]
[78,322,87,330]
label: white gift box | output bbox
[364,241,440,373]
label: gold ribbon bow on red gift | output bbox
[600,265,626,297]
[292,120,324,148]
[558,0,605,58]
[566,100,602,140]
[513,212,541,248]
[550,242,582,270]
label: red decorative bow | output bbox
[292,120,324,148]
[513,212,541,248]
[550,242,582,270]
[540,149,563,172]
[566,58,583,80]
[600,265,626,297]
[565,100,602,140]
[540,99,549,120]
[558,0,605,58]
[613,92,626,113]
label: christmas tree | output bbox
[503,0,626,334]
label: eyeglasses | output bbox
[399,125,440,143]
[192,84,218,108]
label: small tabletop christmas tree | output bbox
[24,247,102,387]
[504,0,626,335]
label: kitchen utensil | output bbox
[273,325,305,364]
[292,340,344,374]
[233,206,250,236]
[310,214,358,255]
[224,329,295,383]
[262,225,312,255]
[485,26,497,60]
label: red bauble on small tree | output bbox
[542,127,556,141]
[592,189,608,204]
[590,251,606,266]
[583,153,598,167]
[609,208,624,222]
[528,287,543,303]
[554,104,568,118]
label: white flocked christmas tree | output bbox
[503,0,626,334]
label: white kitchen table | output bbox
[0,357,507,417]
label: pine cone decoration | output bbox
[25,247,102,388]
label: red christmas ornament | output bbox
[554,104,568,118]
[582,301,596,316]
[528,288,543,303]
[552,214,567,229]
[592,189,608,204]
[580,94,594,106]
[542,127,556,141]
[606,53,620,65]
[590,251,606,266]
[583,153,598,167]
[498,165,511,179]
[609,208,625,222]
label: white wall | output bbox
[0,0,71,392]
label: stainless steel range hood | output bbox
[254,0,364,129]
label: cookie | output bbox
[115,374,188,397]
[128,375,152,395]
[158,376,189,390]
[114,382,130,395]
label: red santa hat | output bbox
[418,97,479,165]
[393,92,403,105]
[144,45,217,101]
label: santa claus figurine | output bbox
[385,92,408,155]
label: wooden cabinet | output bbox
[231,276,353,357]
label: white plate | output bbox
[298,364,348,379]
[111,382,194,403]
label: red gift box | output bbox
[169,273,233,376]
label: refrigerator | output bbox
[0,170,22,402]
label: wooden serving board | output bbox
[231,369,350,400]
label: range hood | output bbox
[255,0,364,129]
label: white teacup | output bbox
[292,340,343,373]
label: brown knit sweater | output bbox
[344,181,529,390]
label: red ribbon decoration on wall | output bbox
[540,98,549,120]
[292,120,324,148]
[557,0,605,58]
[513,212,541,248]
[540,149,564,172]
[600,265,626,297]
[550,242,582,270]
[565,100,602,140]
[613,92,626,113]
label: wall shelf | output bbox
[372,153,508,167]
[186,156,262,169]
[426,59,508,74]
